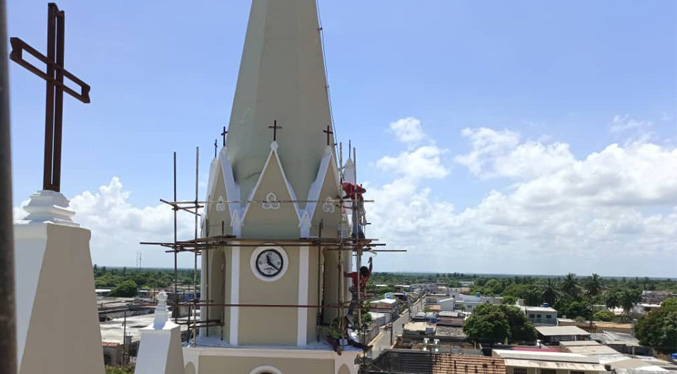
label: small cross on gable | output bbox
[221,126,228,146]
[268,120,282,142]
[323,124,334,146]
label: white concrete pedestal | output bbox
[135,291,185,374]
[14,190,105,374]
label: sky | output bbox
[8,0,677,277]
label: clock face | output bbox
[255,249,284,278]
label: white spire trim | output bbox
[304,146,340,223]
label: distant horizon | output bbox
[93,266,677,281]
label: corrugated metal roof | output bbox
[493,350,600,364]
[434,354,506,374]
[504,359,607,372]
[535,325,590,336]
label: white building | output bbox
[439,297,456,312]
[521,305,558,326]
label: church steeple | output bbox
[225,0,334,203]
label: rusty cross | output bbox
[268,120,282,142]
[221,126,228,146]
[323,124,334,146]
[9,3,91,192]
[214,139,218,158]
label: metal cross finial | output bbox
[268,120,282,142]
[323,124,334,146]
[214,139,217,158]
[221,126,227,146]
[9,3,91,192]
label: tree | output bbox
[542,279,559,306]
[584,274,602,297]
[501,296,517,305]
[635,297,677,354]
[593,310,614,322]
[109,280,138,297]
[605,291,621,310]
[463,304,510,343]
[559,301,592,320]
[500,305,537,343]
[562,273,580,300]
[619,288,641,314]
[524,288,542,307]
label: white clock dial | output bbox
[255,249,284,277]
[250,245,288,281]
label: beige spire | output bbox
[226,0,334,202]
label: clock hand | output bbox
[266,255,280,271]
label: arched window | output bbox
[249,366,283,374]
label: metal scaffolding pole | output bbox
[0,0,17,371]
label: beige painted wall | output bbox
[199,355,334,374]
[206,248,225,337]
[238,245,299,345]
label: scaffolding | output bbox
[140,143,405,359]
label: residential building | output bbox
[521,305,558,326]
[439,297,456,311]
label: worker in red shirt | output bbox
[341,257,372,316]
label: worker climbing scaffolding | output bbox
[342,182,367,240]
[341,256,373,317]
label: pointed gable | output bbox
[204,158,231,237]
[241,143,301,238]
[305,147,342,237]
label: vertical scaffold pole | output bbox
[193,147,199,346]
[173,152,178,323]
[353,147,363,344]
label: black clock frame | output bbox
[255,249,284,278]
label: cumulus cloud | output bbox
[376,146,449,181]
[13,178,195,268]
[388,117,426,144]
[455,127,575,179]
[366,124,677,277]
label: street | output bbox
[367,297,424,359]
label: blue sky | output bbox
[9,1,677,276]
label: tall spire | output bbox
[226,0,334,202]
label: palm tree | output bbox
[524,288,542,306]
[585,273,602,297]
[605,291,620,310]
[619,288,642,315]
[542,279,559,306]
[562,273,581,300]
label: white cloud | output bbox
[366,125,677,277]
[13,177,194,268]
[376,146,449,181]
[455,127,575,179]
[610,114,653,133]
[388,117,426,144]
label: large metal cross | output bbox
[9,3,91,192]
[268,120,282,142]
